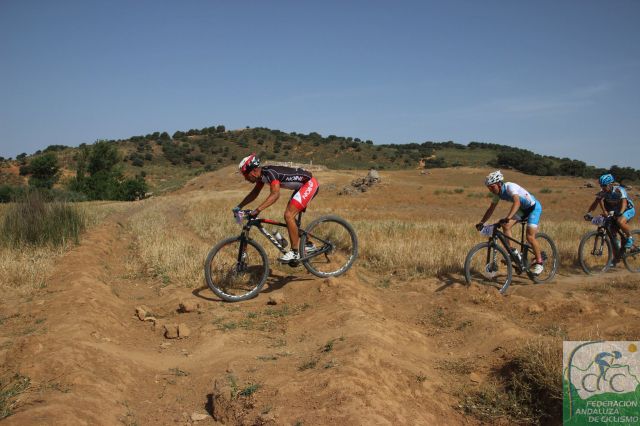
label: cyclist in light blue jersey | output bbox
[585,173,635,249]
[476,170,544,275]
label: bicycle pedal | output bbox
[278,257,300,266]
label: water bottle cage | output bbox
[274,231,288,248]
[510,249,524,271]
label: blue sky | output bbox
[1,0,639,168]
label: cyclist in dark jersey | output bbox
[585,173,635,249]
[235,154,319,262]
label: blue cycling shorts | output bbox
[516,202,542,228]
[621,208,635,222]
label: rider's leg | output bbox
[618,209,635,248]
[526,226,542,263]
[617,211,633,236]
[618,216,630,236]
[284,203,302,251]
[285,178,319,252]
[502,219,515,250]
[526,203,543,263]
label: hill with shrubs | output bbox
[1,125,638,202]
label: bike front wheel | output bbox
[578,231,612,275]
[464,242,513,294]
[623,229,640,273]
[526,232,559,284]
[300,215,358,278]
[204,237,269,302]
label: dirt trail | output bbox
[0,205,470,424]
[2,168,640,425]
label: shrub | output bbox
[118,177,148,201]
[1,190,86,247]
[461,339,561,424]
[0,185,17,203]
[0,373,31,419]
[423,157,446,168]
[28,153,61,189]
[503,339,562,421]
[0,186,10,203]
[69,141,148,201]
[18,165,30,176]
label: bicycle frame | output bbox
[593,216,628,261]
[236,210,332,263]
[487,221,535,273]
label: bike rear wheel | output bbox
[464,242,513,294]
[525,232,559,284]
[300,215,358,278]
[204,237,269,302]
[578,231,613,275]
[623,229,640,273]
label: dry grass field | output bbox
[1,166,639,425]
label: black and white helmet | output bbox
[485,170,504,186]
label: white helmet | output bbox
[485,170,504,185]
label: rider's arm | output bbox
[619,198,628,215]
[597,198,608,215]
[255,181,281,213]
[586,197,599,214]
[479,202,498,223]
[505,197,521,221]
[238,182,264,208]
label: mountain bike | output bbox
[464,220,559,294]
[204,210,358,302]
[578,213,640,274]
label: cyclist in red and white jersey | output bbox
[235,154,319,262]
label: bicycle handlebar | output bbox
[584,211,616,223]
[477,219,527,236]
[234,209,256,224]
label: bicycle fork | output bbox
[591,232,607,257]
[236,237,252,270]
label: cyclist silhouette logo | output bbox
[595,350,623,390]
[564,341,640,424]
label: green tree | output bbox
[119,176,148,201]
[28,153,60,189]
[559,159,586,177]
[609,165,638,184]
[68,140,148,201]
[88,140,120,175]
